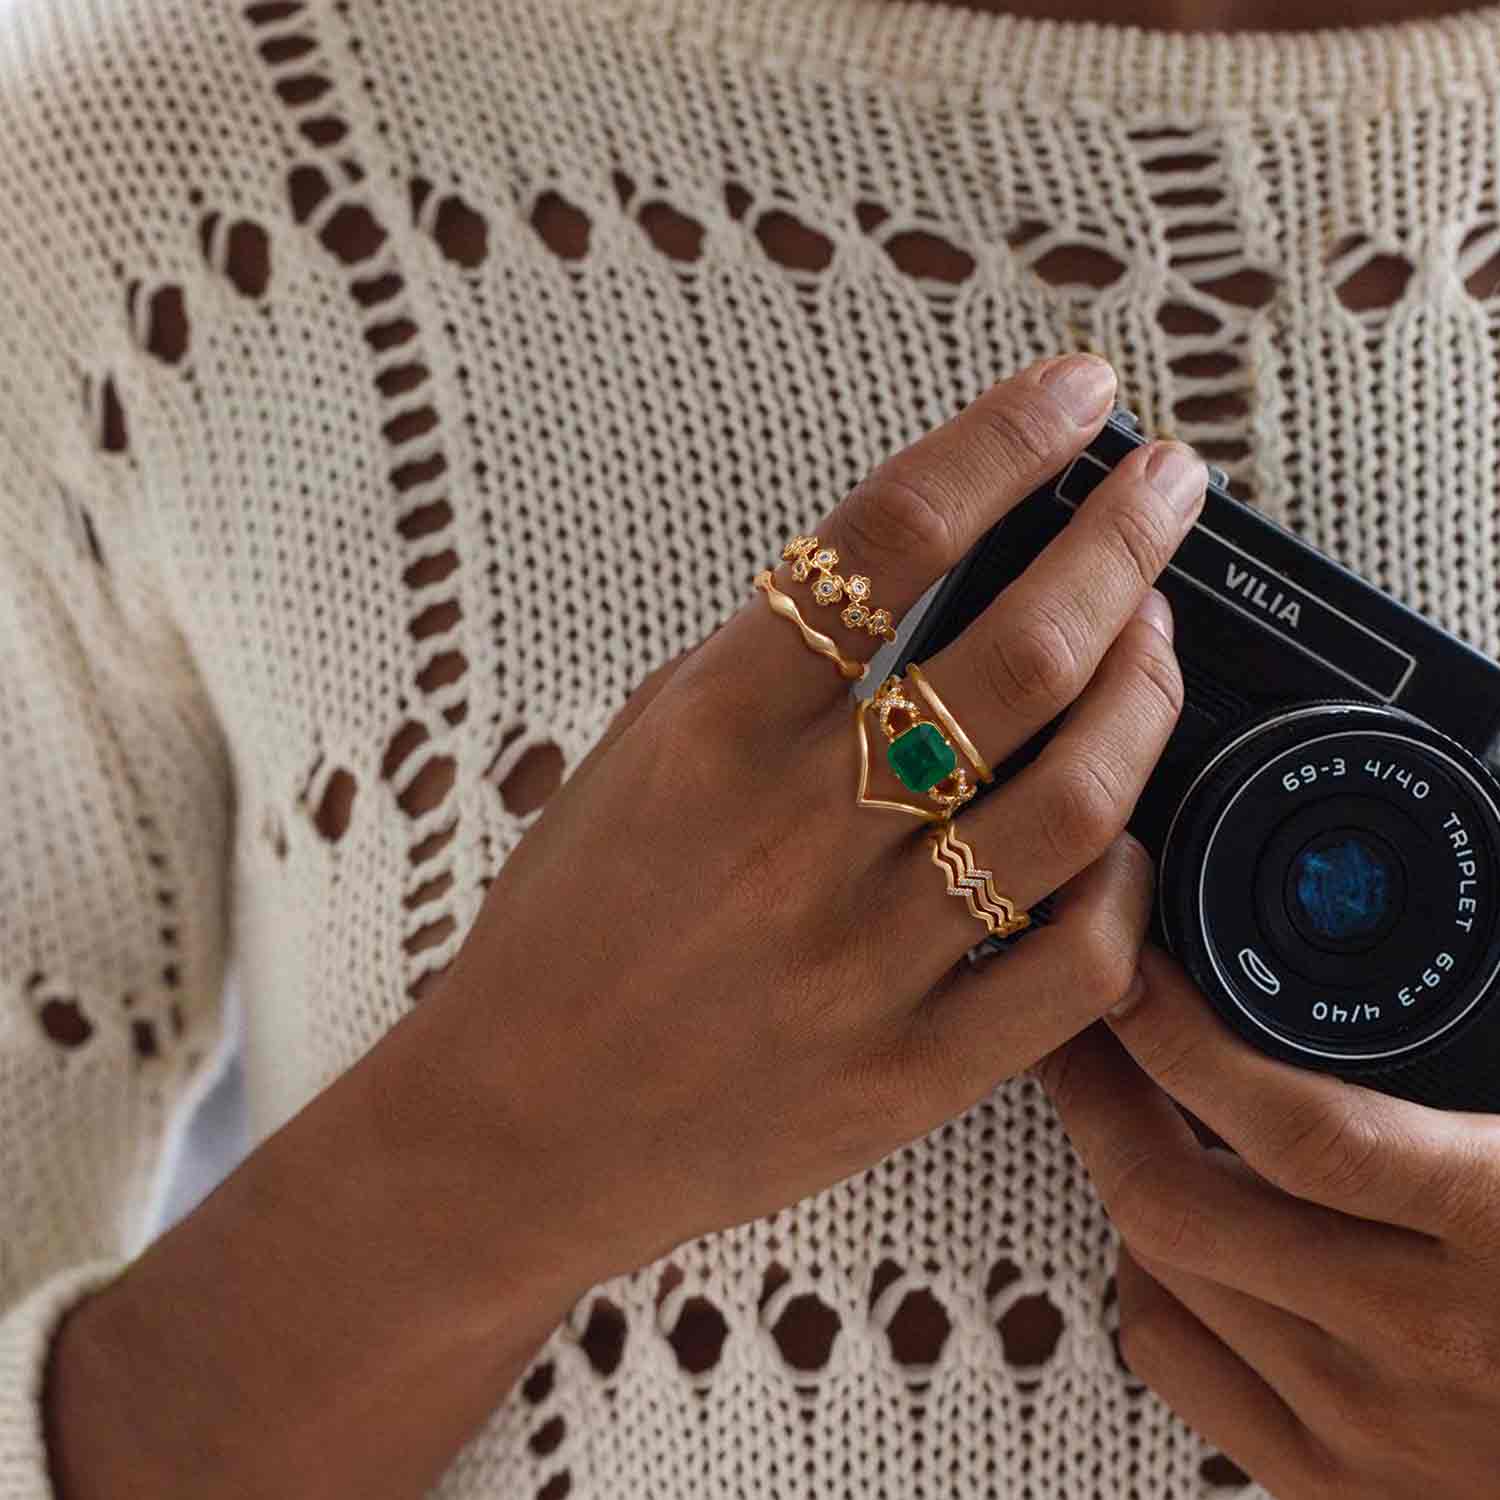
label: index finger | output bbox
[713,352,1119,716]
[1108,944,1500,1239]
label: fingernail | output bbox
[1145,441,1208,515]
[1136,587,1173,642]
[1107,969,1146,1021]
[1038,352,1116,426]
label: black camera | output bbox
[893,408,1500,1111]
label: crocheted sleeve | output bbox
[0,398,235,1500]
[0,42,235,1493]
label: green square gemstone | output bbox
[887,721,957,792]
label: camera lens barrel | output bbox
[1159,701,1500,1075]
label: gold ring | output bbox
[754,571,868,682]
[870,674,976,816]
[904,662,993,784]
[853,697,945,823]
[781,535,897,642]
[927,820,1030,937]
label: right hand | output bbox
[373,351,1208,1297]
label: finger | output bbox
[1114,1244,1332,1498]
[916,434,1205,770]
[582,645,696,771]
[1128,1242,1357,1435]
[900,831,1155,1109]
[1034,1019,1433,1341]
[712,352,1119,717]
[1107,943,1500,1239]
[881,595,1181,962]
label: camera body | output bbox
[894,410,1500,1111]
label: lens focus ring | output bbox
[1159,701,1500,1072]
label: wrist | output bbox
[45,1014,589,1499]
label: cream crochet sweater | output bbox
[5,1,1500,1496]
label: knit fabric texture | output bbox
[4,1,1500,1496]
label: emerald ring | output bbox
[866,673,976,816]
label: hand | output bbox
[1034,942,1500,1500]
[369,350,1208,1299]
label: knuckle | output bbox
[986,602,1085,716]
[1077,913,1143,1008]
[974,388,1064,479]
[1045,755,1130,869]
[1266,1093,1386,1203]
[1124,625,1186,723]
[1116,1295,1172,1378]
[1106,491,1179,590]
[842,467,954,569]
[1423,1127,1500,1244]
[1109,1152,1202,1264]
[1126,1020,1211,1103]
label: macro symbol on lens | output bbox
[1237,947,1281,995]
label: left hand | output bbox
[1033,941,1500,1500]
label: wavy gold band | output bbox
[904,662,993,784]
[927,821,1030,938]
[754,570,868,682]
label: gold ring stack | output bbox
[927,821,1030,937]
[782,535,896,642]
[754,571,868,682]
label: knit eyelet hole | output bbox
[986,1256,1022,1300]
[639,200,705,264]
[258,32,316,64]
[536,1474,571,1500]
[522,1360,554,1404]
[529,1415,565,1457]
[1330,234,1414,313]
[580,1297,627,1377]
[274,72,332,107]
[755,209,834,273]
[97,375,129,454]
[1460,220,1500,301]
[666,1295,729,1375]
[497,741,564,816]
[1200,1451,1251,1489]
[885,1287,951,1367]
[1157,300,1222,336]
[1029,242,1127,292]
[397,755,454,818]
[1197,267,1278,309]
[131,283,189,364]
[770,1292,841,1372]
[723,180,751,221]
[882,229,976,285]
[226,221,272,297]
[132,1018,159,1060]
[40,997,93,1048]
[287,164,331,224]
[997,1290,1064,1368]
[321,202,387,265]
[244,1,304,20]
[314,767,357,842]
[532,190,591,261]
[409,177,490,267]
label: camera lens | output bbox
[1286,828,1401,950]
[1158,702,1500,1073]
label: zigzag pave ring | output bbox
[926,820,1031,938]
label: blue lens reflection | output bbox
[1293,837,1391,942]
